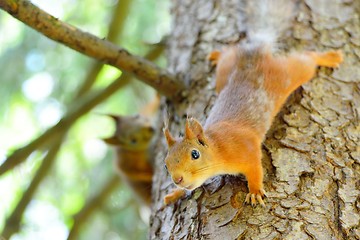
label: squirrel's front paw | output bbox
[164,188,186,205]
[245,189,266,207]
[207,50,221,66]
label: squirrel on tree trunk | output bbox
[163,0,343,206]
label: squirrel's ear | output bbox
[102,114,122,145]
[103,136,120,145]
[164,128,176,147]
[185,118,207,145]
[105,114,123,131]
[106,114,122,123]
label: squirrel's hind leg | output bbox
[307,50,343,68]
[284,50,342,94]
[208,47,238,94]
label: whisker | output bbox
[191,163,224,175]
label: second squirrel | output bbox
[104,95,160,205]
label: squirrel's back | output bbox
[205,0,295,134]
[205,46,276,134]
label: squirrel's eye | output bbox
[191,149,200,160]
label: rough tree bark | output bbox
[150,0,360,239]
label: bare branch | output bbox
[67,175,121,240]
[0,3,146,238]
[106,0,132,43]
[0,48,162,239]
[0,46,163,176]
[0,75,131,176]
[0,0,186,99]
[75,0,132,98]
[2,139,63,239]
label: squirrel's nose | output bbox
[173,176,183,184]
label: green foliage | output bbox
[0,0,170,239]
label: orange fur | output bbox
[208,47,238,94]
[164,189,187,205]
[164,45,342,206]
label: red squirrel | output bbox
[103,95,160,205]
[163,1,343,206]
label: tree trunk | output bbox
[150,0,360,239]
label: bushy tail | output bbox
[244,0,295,46]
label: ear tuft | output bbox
[102,136,120,145]
[107,114,122,125]
[185,118,207,145]
[164,127,176,147]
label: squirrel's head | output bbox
[103,114,155,150]
[164,118,216,191]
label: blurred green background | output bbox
[0,0,170,239]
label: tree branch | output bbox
[0,0,186,99]
[0,45,163,175]
[67,175,121,240]
[0,45,163,238]
[75,0,132,98]
[106,0,132,43]
[1,3,152,238]
[2,139,63,239]
[0,74,132,176]
[1,4,139,236]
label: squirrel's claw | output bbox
[260,189,267,197]
[256,194,265,207]
[245,189,266,207]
